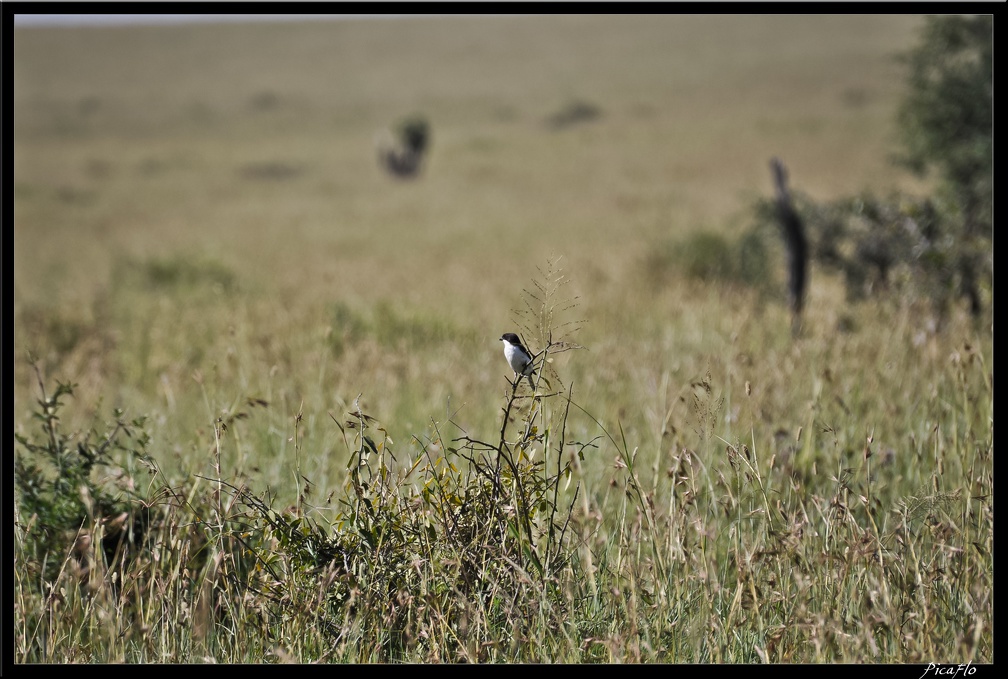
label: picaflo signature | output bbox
[919,663,976,679]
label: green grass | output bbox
[12,15,991,663]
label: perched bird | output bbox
[500,333,536,390]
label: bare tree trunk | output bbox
[770,157,808,337]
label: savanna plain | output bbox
[12,14,992,663]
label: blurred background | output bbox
[13,13,990,492]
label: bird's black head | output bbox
[500,333,521,344]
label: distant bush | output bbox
[237,161,303,181]
[111,254,237,293]
[734,227,773,288]
[376,114,431,179]
[546,99,602,129]
[396,115,431,156]
[644,229,772,290]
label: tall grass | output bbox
[13,263,992,662]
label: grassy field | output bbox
[13,15,992,663]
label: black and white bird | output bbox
[500,332,536,390]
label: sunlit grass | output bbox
[13,14,990,664]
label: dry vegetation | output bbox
[12,15,991,663]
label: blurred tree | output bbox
[896,14,992,240]
[376,114,431,179]
[397,115,430,156]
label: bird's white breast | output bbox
[503,342,530,374]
